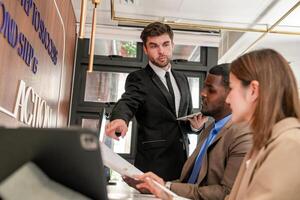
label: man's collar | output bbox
[149,61,171,75]
[214,114,232,132]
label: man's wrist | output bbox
[190,124,204,132]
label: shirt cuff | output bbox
[165,181,172,190]
[190,124,203,132]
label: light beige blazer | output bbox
[227,117,300,200]
[171,120,252,200]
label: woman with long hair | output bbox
[226,48,300,199]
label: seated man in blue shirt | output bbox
[126,63,252,200]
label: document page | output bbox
[100,141,143,177]
[99,142,182,198]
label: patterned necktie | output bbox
[187,128,218,184]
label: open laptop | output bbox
[0,127,108,200]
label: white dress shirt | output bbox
[149,61,181,117]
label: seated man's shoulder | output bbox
[223,122,252,153]
[225,122,252,139]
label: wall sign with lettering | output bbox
[0,0,66,127]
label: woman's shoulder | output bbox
[267,118,300,154]
[272,117,300,144]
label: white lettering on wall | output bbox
[12,80,53,127]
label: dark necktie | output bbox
[165,72,175,109]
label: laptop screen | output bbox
[0,127,108,200]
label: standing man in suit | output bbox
[134,64,253,200]
[105,22,204,181]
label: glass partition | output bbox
[92,39,137,58]
[81,117,133,154]
[84,71,129,103]
[173,45,201,62]
[187,77,200,109]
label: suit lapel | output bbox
[197,120,232,183]
[172,70,186,117]
[180,148,200,182]
[233,151,262,200]
[145,65,176,115]
[180,123,213,182]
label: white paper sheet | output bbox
[99,142,181,198]
[100,141,143,177]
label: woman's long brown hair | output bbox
[231,49,300,152]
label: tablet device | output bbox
[176,112,202,121]
[0,127,108,200]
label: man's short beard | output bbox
[201,103,225,119]
[151,59,170,68]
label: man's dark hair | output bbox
[209,63,230,88]
[140,22,174,45]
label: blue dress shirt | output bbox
[187,114,232,183]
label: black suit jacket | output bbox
[110,64,194,181]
